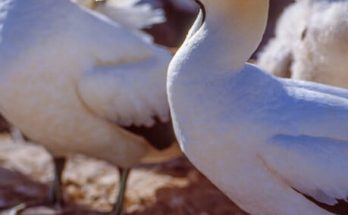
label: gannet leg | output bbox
[109,167,131,215]
[6,157,67,215]
[49,157,67,209]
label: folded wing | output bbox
[71,3,171,127]
[262,134,348,205]
[283,79,348,100]
[78,49,171,127]
[260,81,348,205]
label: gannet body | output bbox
[168,0,348,214]
[258,0,348,88]
[0,0,178,213]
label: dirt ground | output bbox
[0,134,247,215]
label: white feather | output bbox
[258,0,348,89]
[0,0,173,167]
[74,0,165,30]
[78,47,171,127]
[168,1,348,214]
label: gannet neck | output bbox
[191,0,269,71]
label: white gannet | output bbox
[0,0,180,214]
[257,0,348,89]
[168,0,348,214]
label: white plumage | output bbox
[75,0,165,31]
[78,46,170,127]
[257,0,348,88]
[0,0,180,212]
[0,0,176,171]
[0,0,179,213]
[168,0,348,214]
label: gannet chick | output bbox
[168,0,348,214]
[0,0,179,214]
[257,0,348,88]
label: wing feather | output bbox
[261,134,348,205]
[275,79,348,141]
[259,79,348,205]
[78,48,171,127]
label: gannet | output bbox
[168,0,348,214]
[0,0,179,214]
[257,0,348,88]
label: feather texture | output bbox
[257,0,348,89]
[0,0,174,167]
[168,1,348,214]
[74,0,165,30]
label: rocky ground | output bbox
[0,134,247,215]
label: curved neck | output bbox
[191,0,269,71]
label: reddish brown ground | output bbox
[0,134,247,215]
